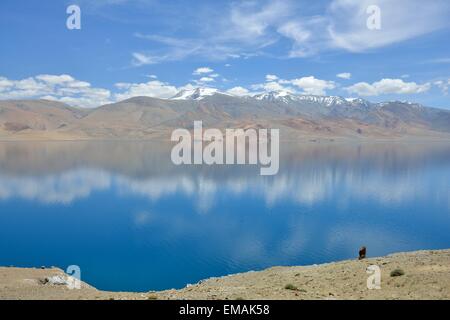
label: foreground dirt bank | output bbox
[1,249,449,300]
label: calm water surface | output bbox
[0,141,449,291]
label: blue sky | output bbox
[0,0,449,108]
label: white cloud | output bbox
[130,1,290,64]
[0,77,14,90]
[35,74,76,84]
[252,75,336,96]
[288,76,336,95]
[0,72,441,108]
[227,0,291,40]
[277,21,310,44]
[133,34,249,64]
[327,0,450,52]
[252,80,295,94]
[346,78,431,96]
[114,80,179,101]
[337,73,351,80]
[0,73,214,106]
[434,79,450,95]
[277,20,317,57]
[131,52,157,66]
[226,86,250,96]
[192,68,221,84]
[197,77,215,83]
[193,67,214,75]
[0,74,112,108]
[130,0,450,63]
[265,74,279,81]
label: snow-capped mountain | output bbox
[378,100,424,109]
[253,91,294,102]
[171,87,219,100]
[251,91,370,107]
[294,95,348,107]
[170,88,429,113]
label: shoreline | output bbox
[1,249,449,300]
[1,135,450,142]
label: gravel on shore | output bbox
[1,249,449,300]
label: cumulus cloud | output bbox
[0,74,193,107]
[251,75,336,96]
[288,76,336,95]
[0,72,442,107]
[192,68,221,84]
[0,74,112,108]
[252,80,295,94]
[0,77,13,90]
[0,73,214,106]
[196,77,215,84]
[35,74,77,84]
[193,67,214,75]
[226,86,250,96]
[337,73,351,79]
[346,78,431,96]
[265,74,279,81]
[114,80,180,101]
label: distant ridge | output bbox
[1,90,449,140]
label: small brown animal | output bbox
[358,246,366,260]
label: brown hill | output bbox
[1,95,449,141]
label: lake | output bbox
[0,141,449,292]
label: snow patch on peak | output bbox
[253,91,297,103]
[252,92,372,107]
[345,97,371,107]
[294,95,347,107]
[255,91,286,98]
[172,87,218,100]
[378,100,424,109]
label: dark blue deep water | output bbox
[0,141,449,292]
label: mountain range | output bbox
[1,88,449,140]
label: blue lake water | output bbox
[0,141,449,292]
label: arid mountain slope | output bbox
[0,93,449,140]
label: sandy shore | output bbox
[1,249,449,300]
